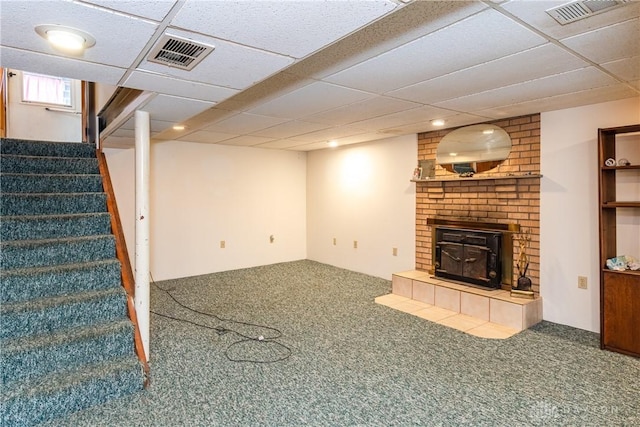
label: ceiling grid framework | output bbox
[0,0,638,151]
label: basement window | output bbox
[21,72,74,108]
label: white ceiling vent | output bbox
[147,34,214,71]
[546,0,631,25]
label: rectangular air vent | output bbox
[147,35,214,71]
[546,0,630,25]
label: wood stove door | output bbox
[439,242,464,276]
[463,245,490,282]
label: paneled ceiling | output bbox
[1,0,638,151]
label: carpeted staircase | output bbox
[0,138,144,426]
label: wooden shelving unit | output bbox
[411,173,542,183]
[598,124,640,358]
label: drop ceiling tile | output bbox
[221,73,315,113]
[289,125,371,143]
[176,108,238,129]
[250,121,332,139]
[474,84,639,119]
[171,0,397,58]
[627,80,640,91]
[138,28,294,90]
[330,132,395,146]
[602,56,640,84]
[177,130,237,144]
[292,141,336,152]
[112,117,175,134]
[82,0,177,21]
[324,9,546,94]
[388,114,494,135]
[111,128,135,138]
[389,44,587,104]
[203,113,288,134]
[149,120,174,133]
[288,0,487,79]
[501,0,640,40]
[218,135,276,147]
[124,71,238,103]
[247,82,375,119]
[254,140,314,150]
[142,94,214,122]
[116,118,173,133]
[302,96,422,126]
[350,105,455,131]
[0,0,158,68]
[561,18,640,64]
[0,46,126,84]
[435,67,618,112]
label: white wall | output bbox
[7,70,82,142]
[103,147,137,272]
[105,141,307,281]
[306,134,417,280]
[540,97,640,332]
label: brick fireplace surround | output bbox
[415,114,541,294]
[383,114,542,337]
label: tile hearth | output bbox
[377,270,543,339]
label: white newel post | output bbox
[135,110,150,361]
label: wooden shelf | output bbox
[602,268,640,277]
[411,173,542,183]
[602,202,640,208]
[598,124,640,358]
[602,164,640,170]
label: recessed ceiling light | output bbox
[35,25,95,54]
[328,140,338,148]
[431,119,445,127]
[172,125,186,131]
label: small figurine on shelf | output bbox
[512,228,535,299]
[412,166,423,180]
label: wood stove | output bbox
[434,227,502,289]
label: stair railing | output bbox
[96,150,150,386]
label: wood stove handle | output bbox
[442,250,461,262]
[465,257,477,263]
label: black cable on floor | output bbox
[149,274,292,364]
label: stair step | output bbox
[0,192,107,216]
[1,212,112,241]
[0,154,99,174]
[0,287,129,341]
[0,138,96,158]
[1,356,142,427]
[0,259,123,304]
[1,318,134,386]
[1,234,116,269]
[0,137,143,426]
[0,173,103,193]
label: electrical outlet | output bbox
[270,235,275,243]
[353,240,358,249]
[578,276,588,289]
[392,247,398,256]
[220,240,225,249]
[333,238,336,246]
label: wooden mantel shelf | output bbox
[411,173,542,183]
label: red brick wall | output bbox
[416,114,541,293]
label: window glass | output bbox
[22,72,73,107]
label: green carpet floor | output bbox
[39,260,639,426]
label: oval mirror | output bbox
[436,124,511,174]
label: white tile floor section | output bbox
[375,294,520,339]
